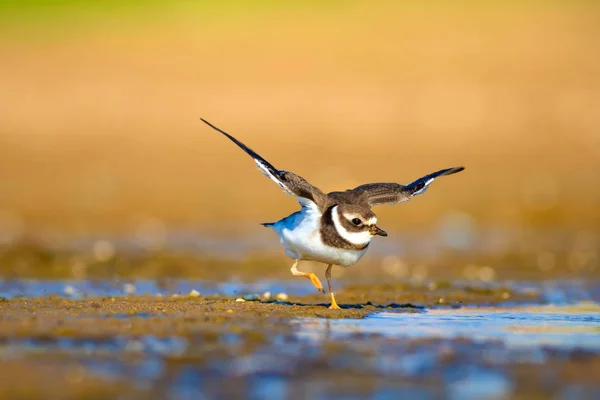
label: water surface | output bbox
[295,303,600,353]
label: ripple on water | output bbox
[291,303,600,400]
[294,302,600,353]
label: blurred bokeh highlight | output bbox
[0,1,599,279]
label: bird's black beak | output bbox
[369,225,388,237]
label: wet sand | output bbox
[0,281,537,333]
[1,284,599,399]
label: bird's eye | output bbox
[351,218,361,225]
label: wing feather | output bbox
[349,167,464,206]
[201,119,327,208]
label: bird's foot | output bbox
[306,273,325,293]
[328,293,342,310]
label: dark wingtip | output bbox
[199,118,237,141]
[200,118,215,128]
[199,118,280,173]
[445,166,465,175]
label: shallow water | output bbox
[290,303,600,399]
[1,280,599,399]
[3,303,598,399]
[296,303,600,352]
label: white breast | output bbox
[269,203,368,267]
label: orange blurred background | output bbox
[0,1,598,268]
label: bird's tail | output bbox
[261,222,275,228]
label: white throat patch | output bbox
[331,206,373,246]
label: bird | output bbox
[201,119,464,309]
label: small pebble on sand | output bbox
[63,285,76,297]
[275,293,289,301]
[123,283,136,295]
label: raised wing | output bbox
[349,167,464,206]
[201,119,328,209]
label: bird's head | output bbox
[331,204,387,246]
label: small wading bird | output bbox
[201,119,464,309]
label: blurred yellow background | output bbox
[1,0,599,243]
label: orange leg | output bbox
[326,264,341,310]
[291,260,324,293]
